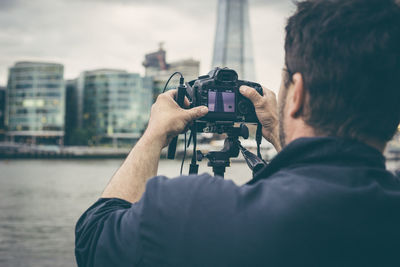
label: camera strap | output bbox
[256,123,262,159]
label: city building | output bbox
[212,0,256,81]
[0,86,5,141]
[5,61,65,145]
[143,44,200,102]
[82,69,152,146]
[64,79,79,145]
[64,75,86,146]
[143,43,168,77]
[169,59,200,83]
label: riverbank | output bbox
[0,141,277,161]
[1,141,400,162]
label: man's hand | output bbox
[102,90,207,203]
[240,85,281,152]
[145,90,209,148]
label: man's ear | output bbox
[288,73,305,118]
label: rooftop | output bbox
[14,61,63,67]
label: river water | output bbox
[1,158,399,267]
[0,158,253,267]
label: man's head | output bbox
[279,0,400,149]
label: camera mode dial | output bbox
[238,100,250,115]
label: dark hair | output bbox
[284,0,400,142]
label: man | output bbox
[75,0,400,266]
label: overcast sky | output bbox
[0,0,295,92]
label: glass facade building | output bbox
[0,86,5,140]
[212,0,256,81]
[82,69,152,143]
[6,62,65,144]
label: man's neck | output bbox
[288,128,386,153]
[286,124,315,146]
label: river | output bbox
[1,158,399,267]
[0,158,253,267]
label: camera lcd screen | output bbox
[208,91,235,113]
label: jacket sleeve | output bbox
[74,173,240,266]
[75,197,144,267]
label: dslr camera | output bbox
[186,67,263,124]
[168,67,267,176]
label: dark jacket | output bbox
[75,137,400,266]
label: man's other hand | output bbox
[145,90,208,148]
[240,85,281,151]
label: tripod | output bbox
[195,124,267,178]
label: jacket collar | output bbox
[248,137,386,185]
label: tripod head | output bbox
[196,124,248,177]
[194,124,267,178]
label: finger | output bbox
[164,90,191,107]
[184,106,208,121]
[184,96,191,108]
[239,85,263,106]
[262,86,276,99]
[163,89,177,99]
[261,86,269,96]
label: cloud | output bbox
[0,0,294,91]
[0,0,18,10]
[65,0,290,8]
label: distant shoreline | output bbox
[0,143,198,160]
[1,142,400,162]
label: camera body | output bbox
[187,68,263,123]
